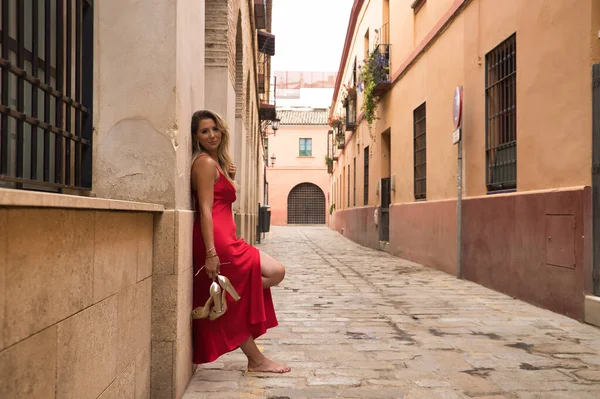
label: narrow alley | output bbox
[184,227,600,399]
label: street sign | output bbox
[453,127,461,145]
[453,86,463,129]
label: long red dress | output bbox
[192,166,278,364]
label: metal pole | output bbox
[456,128,463,279]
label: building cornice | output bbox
[329,0,365,119]
[330,0,470,123]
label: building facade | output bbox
[0,1,274,398]
[266,109,330,226]
[329,0,600,325]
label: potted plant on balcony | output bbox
[336,131,346,149]
[358,54,378,139]
[325,155,334,174]
[328,114,345,129]
[357,47,390,141]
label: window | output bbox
[486,34,516,191]
[353,157,356,206]
[333,179,336,208]
[343,166,346,208]
[347,163,350,207]
[363,146,369,205]
[264,137,268,160]
[299,138,312,157]
[414,103,426,200]
[0,1,94,191]
[364,30,370,59]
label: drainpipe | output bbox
[454,85,464,279]
[457,134,463,279]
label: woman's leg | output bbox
[259,251,286,288]
[239,335,291,373]
[239,251,289,372]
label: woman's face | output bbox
[194,118,222,152]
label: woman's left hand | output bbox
[228,163,237,179]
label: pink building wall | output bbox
[266,124,330,225]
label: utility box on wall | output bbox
[545,214,576,269]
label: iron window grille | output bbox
[0,0,94,192]
[353,157,356,206]
[299,138,312,157]
[413,102,426,200]
[343,166,346,209]
[347,163,350,207]
[380,177,390,241]
[485,34,516,191]
[363,146,369,205]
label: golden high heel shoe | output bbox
[209,288,227,320]
[191,281,221,320]
[209,280,227,320]
[217,275,241,302]
[191,296,214,319]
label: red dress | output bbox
[192,167,278,364]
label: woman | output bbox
[190,109,290,373]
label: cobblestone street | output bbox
[184,226,600,399]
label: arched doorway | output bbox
[287,183,326,224]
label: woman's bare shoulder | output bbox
[191,154,219,188]
[192,154,216,172]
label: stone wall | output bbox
[205,0,263,246]
[0,207,157,399]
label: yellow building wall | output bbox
[332,0,596,208]
[463,0,593,196]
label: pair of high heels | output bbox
[191,275,241,320]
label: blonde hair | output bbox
[191,110,235,186]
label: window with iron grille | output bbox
[486,34,516,191]
[353,157,356,206]
[347,163,350,207]
[363,146,369,205]
[0,0,94,192]
[413,103,426,200]
[299,138,312,156]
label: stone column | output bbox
[93,1,205,397]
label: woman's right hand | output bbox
[204,255,221,279]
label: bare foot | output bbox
[247,356,291,373]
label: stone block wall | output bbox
[0,207,156,399]
[150,210,195,399]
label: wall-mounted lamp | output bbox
[272,118,280,132]
[270,154,276,167]
[263,118,280,137]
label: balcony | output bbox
[259,76,277,121]
[335,124,345,149]
[371,44,392,97]
[343,88,357,131]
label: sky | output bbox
[271,0,355,73]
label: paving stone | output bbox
[183,227,600,398]
[306,377,362,387]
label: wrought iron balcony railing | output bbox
[371,43,392,97]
